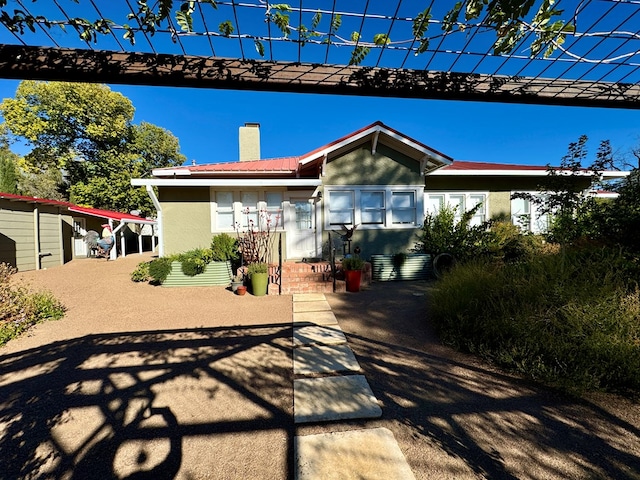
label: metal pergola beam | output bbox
[2,44,640,109]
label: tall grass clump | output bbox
[0,263,65,346]
[430,247,640,394]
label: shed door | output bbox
[73,218,87,257]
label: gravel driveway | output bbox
[1,253,639,479]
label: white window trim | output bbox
[210,188,286,233]
[425,191,489,225]
[324,185,425,230]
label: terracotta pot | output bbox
[236,285,247,296]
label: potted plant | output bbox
[231,274,244,293]
[341,255,365,292]
[247,262,269,296]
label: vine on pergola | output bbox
[0,0,575,65]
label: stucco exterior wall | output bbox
[488,191,512,219]
[160,187,212,255]
[337,229,418,260]
[323,144,422,186]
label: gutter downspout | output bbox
[146,185,164,257]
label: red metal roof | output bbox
[441,160,549,171]
[0,192,155,224]
[167,156,302,174]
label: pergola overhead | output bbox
[1,1,640,108]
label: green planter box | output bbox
[162,261,233,287]
[371,254,433,281]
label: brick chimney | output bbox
[239,122,260,161]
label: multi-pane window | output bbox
[391,192,416,224]
[328,191,355,225]
[325,187,422,228]
[469,194,486,226]
[360,191,385,225]
[426,193,487,225]
[511,197,531,231]
[213,190,285,231]
[241,191,259,228]
[265,191,283,228]
[216,191,234,229]
[511,193,549,233]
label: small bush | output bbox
[0,263,65,347]
[178,248,212,277]
[148,257,173,283]
[211,233,239,262]
[342,256,365,271]
[247,262,268,276]
[430,247,640,394]
[130,261,150,282]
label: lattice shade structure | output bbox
[1,1,640,108]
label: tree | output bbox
[0,147,20,194]
[0,81,185,214]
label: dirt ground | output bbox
[1,253,639,479]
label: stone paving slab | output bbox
[294,375,382,423]
[293,324,347,347]
[292,311,338,326]
[293,300,332,313]
[294,344,361,375]
[295,428,415,480]
[293,293,327,302]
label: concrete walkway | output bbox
[292,293,416,480]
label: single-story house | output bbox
[0,192,157,271]
[131,121,627,261]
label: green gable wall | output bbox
[160,187,212,255]
[324,144,422,186]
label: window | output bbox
[448,194,465,223]
[426,192,487,225]
[361,191,385,225]
[324,186,423,229]
[216,191,234,229]
[265,191,283,228]
[212,189,285,231]
[241,191,259,228]
[329,191,355,225]
[511,193,549,233]
[511,197,531,231]
[391,192,416,225]
[469,194,486,226]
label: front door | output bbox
[287,198,317,259]
[73,218,87,257]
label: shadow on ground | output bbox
[0,324,293,480]
[325,282,640,480]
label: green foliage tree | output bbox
[0,81,186,215]
[0,147,20,194]
[513,136,618,246]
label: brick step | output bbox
[272,279,346,295]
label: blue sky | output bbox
[1,78,639,168]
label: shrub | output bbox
[0,263,65,347]
[211,233,239,262]
[342,256,365,271]
[130,261,150,282]
[178,248,212,276]
[414,204,492,262]
[430,247,640,394]
[148,257,173,283]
